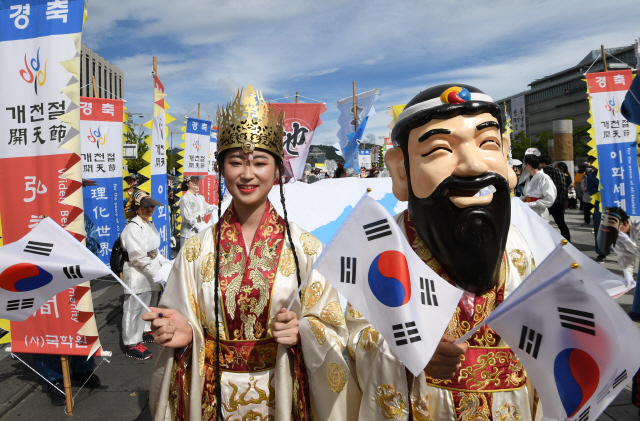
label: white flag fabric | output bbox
[511,198,633,298]
[0,218,112,321]
[313,195,462,376]
[461,245,640,421]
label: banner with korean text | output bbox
[587,70,640,215]
[510,95,526,136]
[80,97,124,266]
[183,117,210,177]
[271,103,327,180]
[0,0,106,356]
[200,126,224,221]
[140,75,172,258]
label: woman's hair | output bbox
[556,162,569,174]
[210,149,302,418]
[180,180,189,192]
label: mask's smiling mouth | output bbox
[446,184,496,208]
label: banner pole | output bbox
[601,45,608,72]
[60,355,74,415]
[295,92,299,103]
[353,81,358,131]
[197,103,200,119]
[91,75,97,98]
[153,56,157,75]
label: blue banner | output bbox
[151,173,170,259]
[83,177,124,264]
[597,141,640,215]
[0,0,84,41]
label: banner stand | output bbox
[61,355,74,415]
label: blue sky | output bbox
[82,0,640,146]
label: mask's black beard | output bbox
[408,172,511,295]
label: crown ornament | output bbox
[216,85,284,160]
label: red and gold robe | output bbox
[150,201,361,421]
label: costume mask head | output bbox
[387,84,514,295]
[597,207,625,253]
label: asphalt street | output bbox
[0,207,639,420]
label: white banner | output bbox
[183,117,210,176]
[510,95,526,136]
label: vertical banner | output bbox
[587,70,640,215]
[358,149,372,169]
[80,97,124,265]
[145,75,171,258]
[271,103,327,180]
[183,117,210,176]
[510,95,526,136]
[201,126,219,207]
[0,0,106,357]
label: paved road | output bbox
[0,206,639,420]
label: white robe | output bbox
[347,213,542,421]
[522,170,556,222]
[121,215,162,294]
[179,191,217,240]
[613,217,640,285]
[150,204,361,421]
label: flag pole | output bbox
[601,45,608,72]
[61,355,74,415]
[91,75,98,98]
[197,103,200,119]
[353,81,358,131]
[295,92,299,103]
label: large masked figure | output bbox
[347,85,541,421]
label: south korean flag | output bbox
[456,245,640,421]
[313,195,462,376]
[0,218,112,321]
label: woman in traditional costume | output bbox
[145,86,360,421]
[179,175,217,248]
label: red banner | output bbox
[271,103,326,180]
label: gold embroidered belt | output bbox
[204,333,278,373]
[426,347,527,393]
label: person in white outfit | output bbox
[521,153,557,222]
[121,190,169,360]
[178,175,217,248]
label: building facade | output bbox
[497,45,637,141]
[79,44,124,100]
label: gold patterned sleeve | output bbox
[290,226,362,421]
[346,303,412,421]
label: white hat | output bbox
[524,148,541,156]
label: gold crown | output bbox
[216,85,284,160]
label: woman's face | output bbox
[221,148,278,209]
[188,179,199,193]
[137,205,155,221]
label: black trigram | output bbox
[363,219,392,241]
[613,370,628,389]
[6,298,35,311]
[596,384,610,403]
[0,327,8,341]
[518,325,543,359]
[392,321,421,346]
[63,265,83,279]
[558,307,595,336]
[340,257,357,284]
[578,407,590,421]
[24,241,53,256]
[420,278,438,306]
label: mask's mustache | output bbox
[422,172,509,205]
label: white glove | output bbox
[158,254,171,265]
[171,236,176,248]
[152,263,172,286]
[624,272,635,288]
[618,231,630,244]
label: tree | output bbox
[124,114,149,173]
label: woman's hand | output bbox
[272,308,299,348]
[142,307,193,348]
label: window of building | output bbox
[98,64,102,98]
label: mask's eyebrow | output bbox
[418,128,451,143]
[476,121,500,131]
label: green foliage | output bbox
[124,114,149,173]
